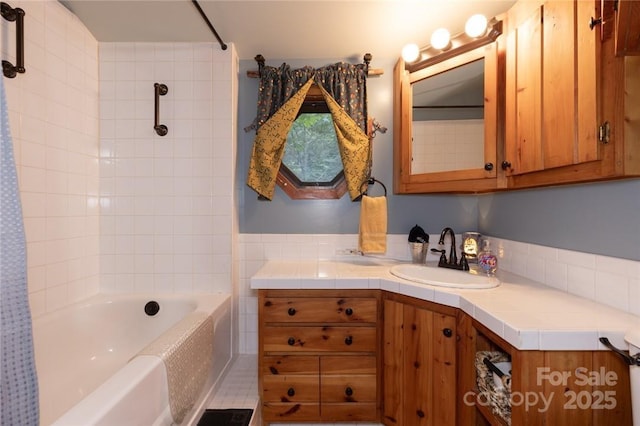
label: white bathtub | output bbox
[32,293,232,426]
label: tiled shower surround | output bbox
[237,234,640,353]
[98,42,236,296]
[2,0,100,316]
[3,0,238,319]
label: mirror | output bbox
[411,58,485,174]
[393,20,503,194]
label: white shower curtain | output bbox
[0,76,39,424]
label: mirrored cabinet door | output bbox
[393,41,504,194]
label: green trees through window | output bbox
[283,112,342,184]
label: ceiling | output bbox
[61,0,516,61]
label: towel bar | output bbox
[359,177,387,198]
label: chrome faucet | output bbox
[431,227,469,271]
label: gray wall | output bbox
[238,57,640,261]
[478,180,640,261]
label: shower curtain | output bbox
[0,76,39,424]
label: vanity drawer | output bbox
[320,355,376,375]
[321,403,378,422]
[262,355,319,376]
[263,326,377,353]
[262,375,319,403]
[321,374,377,402]
[263,402,320,422]
[262,297,377,323]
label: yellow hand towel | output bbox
[358,195,387,254]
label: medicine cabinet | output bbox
[393,38,503,194]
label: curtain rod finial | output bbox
[255,54,265,66]
[363,53,372,66]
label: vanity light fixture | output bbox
[401,16,503,72]
[430,28,451,50]
[465,14,488,38]
[401,43,420,63]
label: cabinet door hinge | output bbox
[598,121,610,144]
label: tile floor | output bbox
[205,354,382,426]
[206,355,260,424]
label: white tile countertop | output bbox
[250,258,640,351]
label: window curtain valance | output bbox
[246,61,370,200]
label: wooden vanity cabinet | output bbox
[457,315,633,425]
[382,292,458,426]
[503,0,640,188]
[258,289,382,424]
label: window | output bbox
[276,84,348,199]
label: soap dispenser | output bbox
[477,240,498,276]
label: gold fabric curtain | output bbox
[246,62,370,200]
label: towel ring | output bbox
[359,177,387,197]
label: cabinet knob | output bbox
[287,307,296,316]
[443,328,453,338]
[287,337,295,346]
[501,160,512,170]
[345,387,353,396]
[589,16,602,30]
[344,335,353,346]
[345,307,353,316]
[484,162,494,171]
[287,387,295,397]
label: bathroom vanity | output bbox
[252,260,636,425]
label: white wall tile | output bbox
[98,42,237,298]
[4,0,100,315]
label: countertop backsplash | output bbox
[237,233,640,354]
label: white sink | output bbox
[389,264,500,289]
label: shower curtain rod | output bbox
[192,0,227,51]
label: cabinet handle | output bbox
[344,335,353,346]
[484,162,494,171]
[501,160,512,170]
[287,387,295,397]
[287,307,296,316]
[345,387,353,396]
[345,307,353,316]
[287,337,295,346]
[589,16,602,30]
[443,328,453,338]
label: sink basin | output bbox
[389,264,500,289]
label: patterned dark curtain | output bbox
[251,64,315,130]
[247,61,370,200]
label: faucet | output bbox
[431,227,469,271]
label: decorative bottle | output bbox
[477,240,498,276]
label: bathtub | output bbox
[32,293,232,426]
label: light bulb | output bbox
[465,14,488,38]
[401,43,420,63]
[430,28,451,50]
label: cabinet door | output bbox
[382,300,456,426]
[505,0,601,178]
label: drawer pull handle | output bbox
[345,387,353,396]
[443,328,453,338]
[287,387,295,397]
[344,335,353,346]
[345,308,353,316]
[287,337,295,346]
[287,307,296,316]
